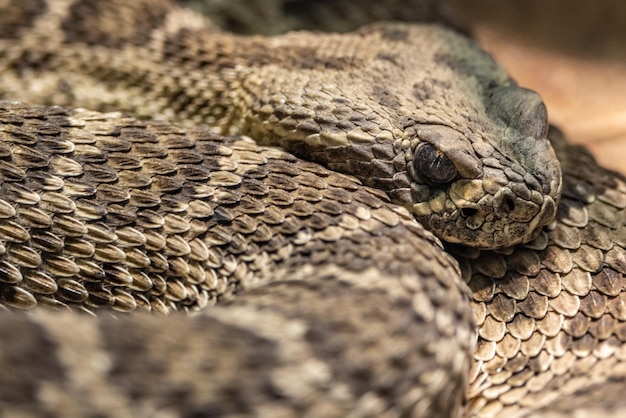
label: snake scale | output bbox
[0,0,624,417]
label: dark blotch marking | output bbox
[0,315,66,403]
[372,85,401,110]
[62,0,172,47]
[412,78,451,101]
[375,53,400,65]
[434,50,499,84]
[433,52,474,77]
[292,48,357,70]
[0,0,47,39]
[100,314,281,415]
[164,29,359,71]
[377,26,409,41]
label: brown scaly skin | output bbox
[461,127,626,417]
[0,101,473,418]
[0,106,624,418]
[0,0,560,249]
[0,1,624,417]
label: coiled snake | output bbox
[0,0,624,417]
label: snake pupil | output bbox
[413,142,458,184]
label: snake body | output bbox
[0,0,624,417]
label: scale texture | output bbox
[0,0,624,417]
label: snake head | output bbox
[359,25,562,249]
[403,104,561,249]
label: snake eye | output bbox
[413,142,458,184]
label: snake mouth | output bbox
[522,196,558,241]
[411,180,560,249]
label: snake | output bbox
[0,0,624,417]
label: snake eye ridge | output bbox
[413,142,458,184]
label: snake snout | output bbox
[442,181,555,248]
[456,190,528,224]
[495,192,516,217]
[493,188,544,223]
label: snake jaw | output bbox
[402,119,562,249]
[409,183,557,249]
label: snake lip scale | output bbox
[0,1,624,417]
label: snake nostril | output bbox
[461,208,478,217]
[500,195,516,214]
